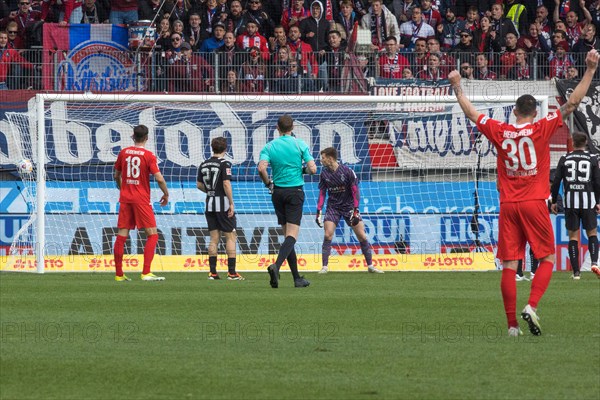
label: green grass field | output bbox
[1,271,599,400]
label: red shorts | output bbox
[497,200,555,261]
[117,202,157,229]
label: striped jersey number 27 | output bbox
[202,166,221,191]
[502,137,537,171]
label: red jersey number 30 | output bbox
[501,137,537,172]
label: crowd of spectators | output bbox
[0,0,599,91]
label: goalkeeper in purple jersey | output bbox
[316,147,384,274]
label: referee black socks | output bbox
[276,236,298,278]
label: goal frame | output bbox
[27,93,549,273]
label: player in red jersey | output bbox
[449,49,599,337]
[113,125,169,282]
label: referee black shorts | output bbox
[205,211,236,233]
[564,208,598,232]
[271,185,305,226]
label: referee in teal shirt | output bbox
[258,114,317,288]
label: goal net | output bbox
[2,94,549,273]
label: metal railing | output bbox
[1,48,597,93]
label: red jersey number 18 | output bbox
[126,156,141,178]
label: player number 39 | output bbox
[502,137,537,171]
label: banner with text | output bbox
[556,80,600,152]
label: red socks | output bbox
[528,260,553,309]
[143,234,159,275]
[114,235,127,277]
[501,269,518,328]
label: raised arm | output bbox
[580,0,593,25]
[560,49,600,119]
[448,70,483,124]
[553,0,560,23]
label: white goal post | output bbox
[7,93,549,273]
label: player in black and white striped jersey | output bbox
[197,137,244,281]
[551,132,600,280]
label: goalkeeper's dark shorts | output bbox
[564,207,598,232]
[205,211,236,233]
[271,185,305,226]
[325,207,358,227]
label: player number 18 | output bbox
[502,137,537,171]
[125,156,141,178]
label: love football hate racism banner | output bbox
[556,79,600,152]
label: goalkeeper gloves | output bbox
[265,180,274,194]
[349,208,361,226]
[315,210,323,228]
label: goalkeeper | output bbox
[316,147,383,274]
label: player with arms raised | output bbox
[316,147,383,274]
[449,49,599,336]
[113,125,169,282]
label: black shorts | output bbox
[564,208,598,231]
[271,185,305,226]
[205,211,236,233]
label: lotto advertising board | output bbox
[1,213,497,272]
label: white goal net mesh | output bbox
[4,97,537,273]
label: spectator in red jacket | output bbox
[379,36,409,79]
[507,48,532,80]
[415,52,447,81]
[517,22,550,53]
[427,37,455,75]
[281,0,309,33]
[498,32,518,78]
[420,0,441,31]
[240,46,267,92]
[1,0,41,47]
[547,40,573,79]
[168,41,215,92]
[287,24,317,78]
[5,21,25,49]
[0,30,33,89]
[236,20,269,59]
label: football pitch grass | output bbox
[1,271,599,400]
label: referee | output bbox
[551,132,600,279]
[258,114,317,288]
